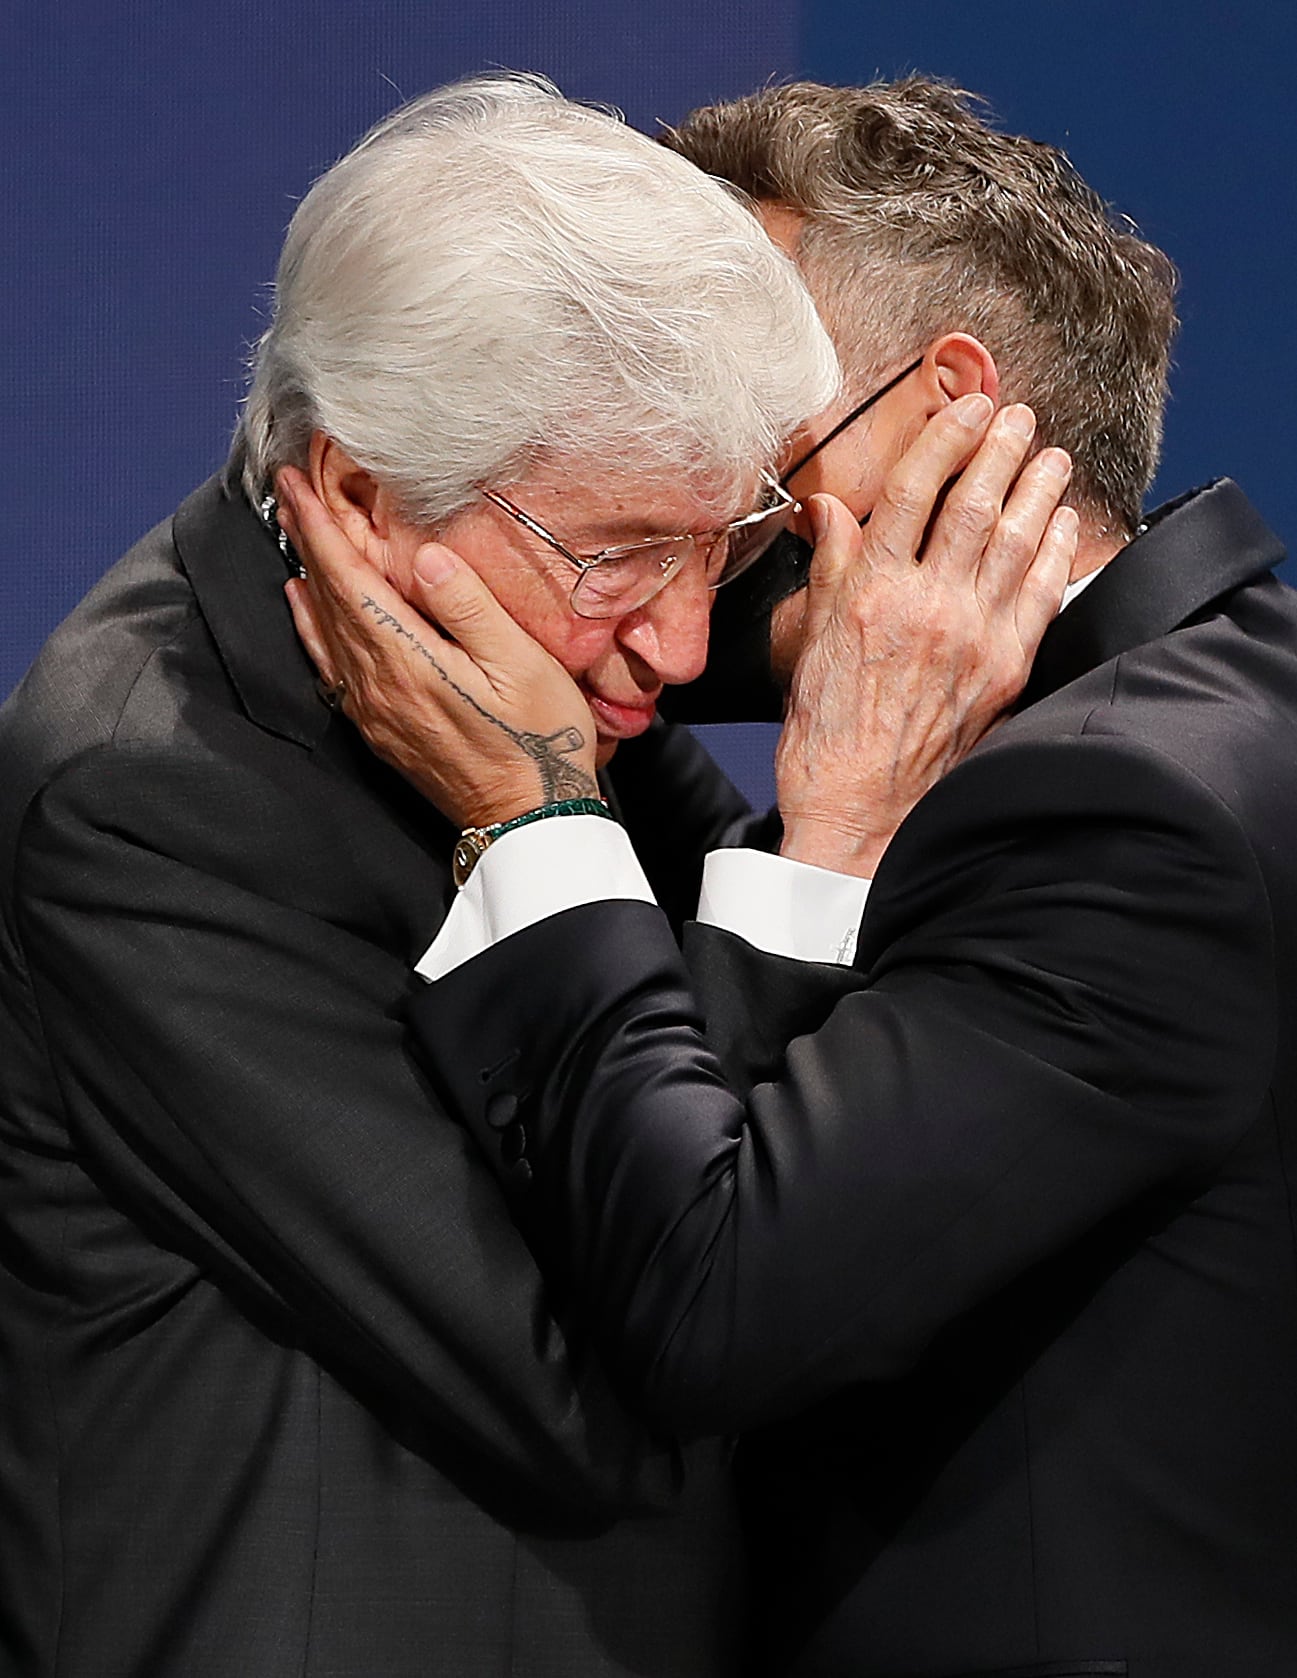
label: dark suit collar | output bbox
[172,473,333,749]
[1019,478,1286,708]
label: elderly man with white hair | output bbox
[0,75,1068,1678]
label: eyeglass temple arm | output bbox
[481,489,598,573]
[781,355,925,485]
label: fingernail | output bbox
[414,546,456,585]
[808,496,830,546]
[955,393,994,428]
[1040,446,1073,482]
[1003,405,1037,439]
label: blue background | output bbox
[5,2,1292,806]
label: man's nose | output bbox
[618,557,711,686]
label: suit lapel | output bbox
[1019,478,1285,709]
[172,474,334,750]
[172,473,460,925]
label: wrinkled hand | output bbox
[776,396,1077,877]
[276,468,597,829]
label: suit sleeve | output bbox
[411,732,1278,1436]
[14,738,681,1515]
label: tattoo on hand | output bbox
[359,597,599,801]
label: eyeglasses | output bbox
[481,472,800,620]
[780,356,925,489]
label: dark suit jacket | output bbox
[416,482,1297,1677]
[0,475,744,1677]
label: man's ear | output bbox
[307,432,394,566]
[924,333,1000,408]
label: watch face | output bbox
[452,831,491,889]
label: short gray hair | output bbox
[238,75,839,525]
[665,79,1179,533]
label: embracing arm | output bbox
[266,397,1086,1438]
[410,736,1277,1435]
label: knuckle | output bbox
[945,487,998,539]
[877,478,929,527]
[991,511,1035,557]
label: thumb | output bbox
[410,543,533,673]
[801,494,865,641]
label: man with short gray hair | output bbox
[660,76,1180,723]
[668,76,1176,535]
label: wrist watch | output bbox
[451,825,499,888]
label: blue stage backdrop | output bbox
[5,2,1292,810]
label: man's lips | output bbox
[584,691,659,738]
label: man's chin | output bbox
[595,736,619,769]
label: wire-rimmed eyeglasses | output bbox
[480,472,800,620]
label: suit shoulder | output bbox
[0,512,245,889]
[1064,591,1297,840]
[1,511,208,773]
[885,705,1268,929]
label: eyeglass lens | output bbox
[570,544,691,618]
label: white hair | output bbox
[237,75,839,525]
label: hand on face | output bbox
[775,395,1077,877]
[443,476,713,765]
[276,467,599,829]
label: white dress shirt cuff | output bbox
[697,847,871,965]
[415,815,655,981]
